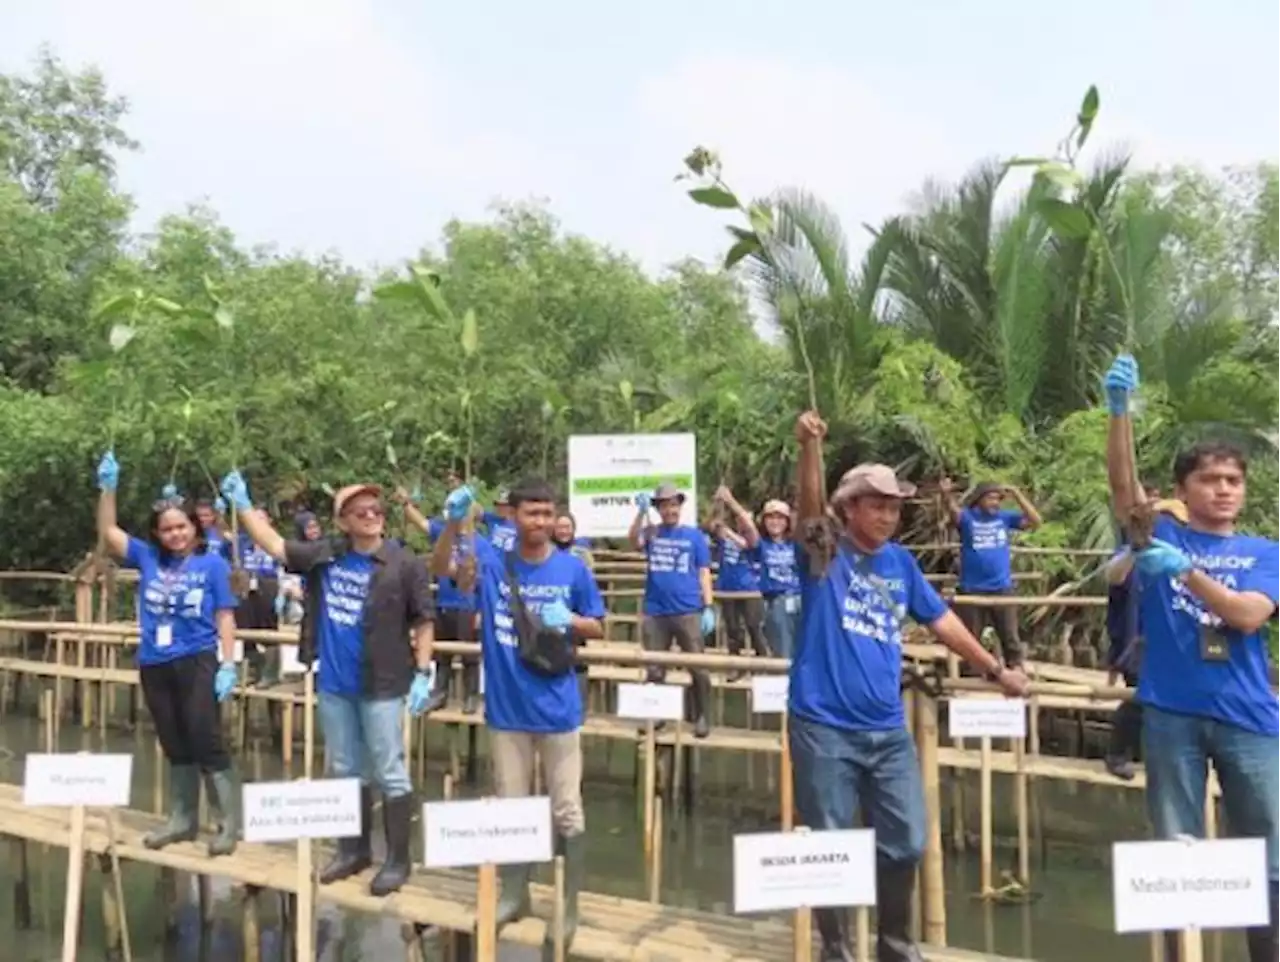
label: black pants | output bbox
[721,597,770,656]
[236,577,278,668]
[956,589,1023,665]
[1109,670,1142,760]
[436,608,480,693]
[140,649,229,772]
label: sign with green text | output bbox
[568,433,697,538]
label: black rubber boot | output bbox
[424,659,451,714]
[320,786,374,884]
[876,860,924,962]
[494,863,532,927]
[541,833,586,961]
[462,660,480,715]
[144,765,200,849]
[815,908,854,962]
[370,793,414,896]
[690,670,712,739]
[203,768,241,856]
[1246,880,1278,962]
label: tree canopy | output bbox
[0,52,1275,575]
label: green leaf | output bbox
[214,306,235,330]
[459,389,471,411]
[1035,162,1084,195]
[460,307,479,358]
[150,297,185,316]
[619,379,633,405]
[724,234,762,269]
[747,203,773,236]
[381,399,398,411]
[688,187,740,210]
[93,293,134,322]
[385,443,398,468]
[108,324,136,353]
[1005,156,1054,169]
[1039,199,1092,239]
[372,281,423,303]
[1078,85,1100,124]
[541,399,554,421]
[202,274,221,305]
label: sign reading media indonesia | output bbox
[616,682,685,722]
[243,778,362,843]
[948,697,1027,739]
[734,829,876,914]
[1112,837,1269,933]
[567,433,697,538]
[422,796,553,868]
[23,753,133,807]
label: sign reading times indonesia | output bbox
[567,434,697,538]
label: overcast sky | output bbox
[4,0,1277,276]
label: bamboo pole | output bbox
[242,886,261,962]
[475,862,498,961]
[648,799,663,905]
[642,721,656,867]
[103,812,133,962]
[854,907,870,962]
[979,736,993,895]
[1014,736,1030,886]
[60,803,87,962]
[297,670,317,960]
[780,712,794,830]
[791,826,812,962]
[914,693,946,945]
[552,854,567,962]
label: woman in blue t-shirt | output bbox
[708,485,769,679]
[757,499,801,659]
[95,452,241,856]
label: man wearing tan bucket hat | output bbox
[787,412,1027,962]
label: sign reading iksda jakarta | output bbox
[567,434,697,539]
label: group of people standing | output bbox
[85,349,1276,962]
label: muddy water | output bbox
[0,709,1244,962]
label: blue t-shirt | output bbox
[789,537,948,732]
[315,551,375,695]
[125,538,236,666]
[484,514,517,553]
[1136,516,1280,736]
[957,508,1023,592]
[427,518,485,612]
[478,546,606,732]
[642,525,710,615]
[715,537,760,592]
[204,526,232,561]
[758,537,800,596]
[237,532,279,578]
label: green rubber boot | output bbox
[542,833,586,961]
[203,769,241,857]
[494,863,532,927]
[144,764,200,849]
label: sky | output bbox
[3,0,1277,276]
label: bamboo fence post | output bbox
[946,654,966,852]
[552,853,567,962]
[60,803,87,962]
[914,692,946,944]
[476,862,498,961]
[242,886,262,962]
[648,799,663,904]
[103,812,133,962]
[297,670,317,961]
[791,826,812,962]
[979,735,993,895]
[1014,734,1030,885]
[642,721,656,868]
[780,712,794,830]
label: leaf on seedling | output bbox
[94,293,134,322]
[619,380,634,405]
[182,398,194,423]
[688,187,740,210]
[320,482,336,496]
[386,443,398,468]
[1039,199,1092,239]
[724,234,762,269]
[541,399,554,421]
[1004,156,1054,169]
[408,264,454,321]
[459,389,472,411]
[108,323,136,353]
[747,203,773,236]
[1035,162,1084,196]
[682,146,716,177]
[461,307,479,358]
[214,306,235,330]
[373,281,423,304]
[202,274,222,305]
[1078,85,1100,124]
[151,297,185,316]
[382,399,398,411]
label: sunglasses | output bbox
[152,496,187,513]
[344,504,385,520]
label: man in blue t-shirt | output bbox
[629,480,717,738]
[431,478,605,960]
[1105,354,1279,962]
[940,476,1042,667]
[791,412,1027,962]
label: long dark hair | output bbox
[148,498,208,562]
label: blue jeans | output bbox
[1143,706,1279,882]
[317,691,413,799]
[764,594,800,661]
[789,714,925,866]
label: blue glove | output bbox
[444,485,475,522]
[220,470,251,511]
[408,669,435,716]
[1103,353,1139,416]
[700,605,717,635]
[540,599,574,634]
[1135,538,1192,579]
[214,496,228,515]
[214,662,237,702]
[96,451,120,492]
[273,594,286,617]
[635,492,651,513]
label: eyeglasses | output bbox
[345,505,385,520]
[152,496,187,513]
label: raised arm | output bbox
[394,487,432,535]
[219,471,286,562]
[1004,485,1043,530]
[94,452,129,559]
[794,411,827,523]
[627,492,653,551]
[429,486,475,578]
[715,485,760,548]
[1103,355,1141,522]
[937,477,962,528]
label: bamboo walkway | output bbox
[0,785,1026,962]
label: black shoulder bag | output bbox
[503,552,576,677]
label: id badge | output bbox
[249,576,259,592]
[784,595,799,614]
[1199,626,1229,663]
[156,623,173,649]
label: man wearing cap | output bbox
[220,472,437,896]
[629,481,716,738]
[938,477,1042,668]
[791,412,1027,962]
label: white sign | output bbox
[422,797,553,868]
[750,675,789,714]
[1113,838,1269,933]
[23,754,133,807]
[734,829,876,913]
[948,697,1027,738]
[616,682,685,722]
[242,778,362,842]
[567,433,698,538]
